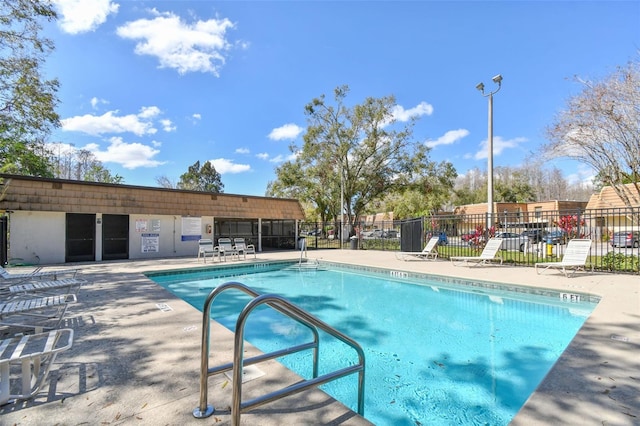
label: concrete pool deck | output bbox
[0,249,638,425]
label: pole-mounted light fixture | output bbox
[476,74,503,231]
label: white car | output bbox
[495,232,529,252]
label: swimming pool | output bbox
[148,261,598,425]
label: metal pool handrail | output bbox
[193,281,366,425]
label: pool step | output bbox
[285,259,326,271]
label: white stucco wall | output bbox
[7,212,216,265]
[128,215,214,260]
[8,211,66,265]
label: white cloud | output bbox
[210,158,250,174]
[116,10,236,76]
[139,106,161,119]
[192,113,202,120]
[268,123,304,141]
[392,101,434,122]
[235,148,250,154]
[473,136,528,160]
[256,152,296,163]
[61,107,163,136]
[90,97,108,109]
[86,137,165,169]
[565,164,596,186]
[160,119,176,132]
[425,129,469,148]
[53,0,119,34]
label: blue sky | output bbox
[44,1,640,196]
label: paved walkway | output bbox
[0,249,638,425]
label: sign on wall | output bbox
[135,218,148,232]
[181,217,202,241]
[141,233,160,252]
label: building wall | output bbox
[6,211,219,264]
[8,211,66,264]
[0,174,305,219]
[126,214,215,260]
[1,174,306,265]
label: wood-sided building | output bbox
[0,174,305,265]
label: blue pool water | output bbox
[149,263,597,425]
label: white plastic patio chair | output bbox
[216,238,238,261]
[395,236,440,261]
[0,328,74,405]
[197,239,217,263]
[233,238,256,260]
[0,266,79,284]
[7,278,87,296]
[0,294,77,333]
[450,238,504,266]
[535,238,593,277]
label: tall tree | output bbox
[545,59,640,208]
[155,175,176,189]
[49,144,122,183]
[0,0,60,176]
[177,160,224,192]
[453,164,593,205]
[270,85,455,230]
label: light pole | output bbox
[476,74,502,230]
[340,166,344,249]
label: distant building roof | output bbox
[585,183,640,209]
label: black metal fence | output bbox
[299,207,640,274]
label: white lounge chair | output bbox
[0,266,78,284]
[233,238,256,260]
[0,294,77,333]
[396,236,440,261]
[197,239,218,263]
[0,328,74,405]
[7,278,87,296]
[450,238,504,266]
[535,238,593,277]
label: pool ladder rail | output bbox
[193,281,366,425]
[287,258,325,271]
[291,236,324,270]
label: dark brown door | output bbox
[66,213,96,262]
[102,214,129,260]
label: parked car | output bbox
[494,232,528,252]
[363,229,383,239]
[363,229,398,239]
[546,230,568,245]
[610,231,639,248]
[383,230,399,239]
[521,229,545,243]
